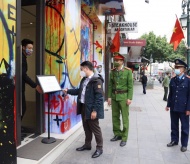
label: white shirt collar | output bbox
[117,65,124,71]
[87,73,94,79]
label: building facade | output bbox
[0,0,125,163]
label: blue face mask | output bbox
[174,69,180,75]
[25,49,33,56]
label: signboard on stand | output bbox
[37,75,61,93]
[37,75,62,144]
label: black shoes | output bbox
[120,141,126,147]
[167,141,178,147]
[76,145,91,151]
[181,147,187,152]
[110,136,125,147]
[167,141,188,152]
[92,149,103,158]
[110,136,122,141]
[76,146,103,158]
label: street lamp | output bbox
[179,0,190,69]
[180,14,188,28]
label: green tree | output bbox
[140,31,186,62]
[166,53,186,62]
[166,40,186,62]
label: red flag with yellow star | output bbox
[110,28,120,53]
[170,18,185,51]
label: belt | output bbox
[113,90,128,94]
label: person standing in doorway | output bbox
[141,73,147,94]
[166,59,190,152]
[162,72,170,101]
[22,39,42,121]
[63,61,104,158]
[108,53,133,147]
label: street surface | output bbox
[53,80,190,164]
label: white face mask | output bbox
[174,69,181,75]
[25,48,33,56]
[80,71,86,77]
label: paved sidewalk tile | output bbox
[52,81,190,164]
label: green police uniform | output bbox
[108,66,133,141]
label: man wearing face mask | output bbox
[21,39,42,121]
[63,61,104,158]
[166,59,190,152]
[108,53,133,147]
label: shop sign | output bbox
[123,39,146,46]
[107,22,138,33]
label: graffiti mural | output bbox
[81,11,93,62]
[82,0,105,88]
[45,0,81,134]
[0,0,16,163]
[95,0,125,15]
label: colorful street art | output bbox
[95,0,125,15]
[82,0,105,78]
[82,0,125,15]
[45,0,81,134]
[81,11,93,62]
[0,0,16,163]
[44,0,106,134]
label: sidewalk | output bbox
[52,81,190,164]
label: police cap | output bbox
[174,59,188,68]
[113,52,125,60]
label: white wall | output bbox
[21,25,36,102]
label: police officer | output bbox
[108,53,133,147]
[166,59,190,152]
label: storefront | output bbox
[0,0,125,163]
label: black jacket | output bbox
[22,53,37,92]
[67,74,104,119]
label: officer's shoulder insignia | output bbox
[124,67,131,70]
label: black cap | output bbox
[174,59,188,68]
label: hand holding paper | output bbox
[36,85,43,94]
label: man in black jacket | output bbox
[63,61,104,158]
[141,73,147,94]
[22,39,42,120]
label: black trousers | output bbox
[170,111,189,147]
[163,87,168,101]
[21,91,26,120]
[81,104,103,150]
[142,84,146,94]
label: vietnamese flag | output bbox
[110,28,120,53]
[170,18,185,51]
